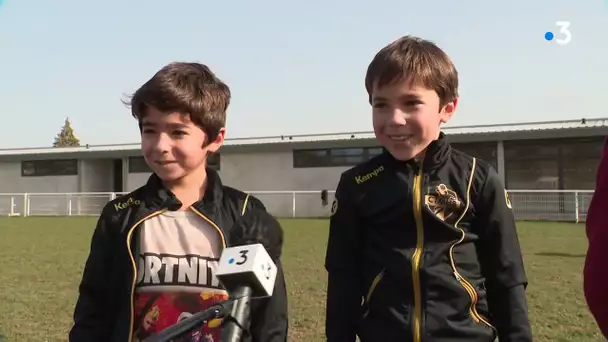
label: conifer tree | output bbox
[53,117,81,147]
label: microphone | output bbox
[216,208,284,342]
[216,243,278,341]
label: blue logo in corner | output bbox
[228,258,235,264]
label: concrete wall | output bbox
[220,151,346,191]
[0,161,78,194]
[80,158,114,192]
[220,151,345,218]
[127,172,151,192]
[0,159,117,216]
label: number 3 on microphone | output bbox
[236,249,249,265]
[555,21,571,45]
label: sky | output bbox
[0,0,606,148]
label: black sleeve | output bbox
[249,259,289,342]
[324,175,363,342]
[247,194,267,212]
[245,194,289,341]
[68,211,114,342]
[475,167,532,342]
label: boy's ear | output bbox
[439,97,458,124]
[205,128,226,153]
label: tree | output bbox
[53,117,81,147]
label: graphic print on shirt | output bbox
[132,210,227,342]
[136,253,222,289]
[424,183,464,224]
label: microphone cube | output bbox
[216,243,278,298]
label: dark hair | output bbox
[124,62,231,142]
[365,35,459,107]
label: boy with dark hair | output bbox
[325,36,532,341]
[69,62,288,342]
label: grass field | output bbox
[0,218,603,341]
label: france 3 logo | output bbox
[544,21,572,45]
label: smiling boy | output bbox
[324,36,532,342]
[69,62,288,342]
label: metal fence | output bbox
[508,190,594,223]
[0,190,595,222]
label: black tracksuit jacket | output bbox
[68,169,288,342]
[325,133,532,342]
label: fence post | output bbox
[67,193,73,216]
[574,191,580,223]
[292,192,296,218]
[9,196,15,216]
[23,193,29,217]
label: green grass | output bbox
[0,218,603,341]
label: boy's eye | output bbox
[142,128,156,134]
[404,100,422,106]
[373,103,387,109]
[172,130,187,137]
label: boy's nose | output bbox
[387,109,407,126]
[153,133,172,153]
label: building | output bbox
[0,118,606,219]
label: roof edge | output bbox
[0,117,606,157]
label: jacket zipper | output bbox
[411,160,425,342]
[362,269,385,318]
[125,207,228,342]
[447,158,495,332]
[126,209,167,342]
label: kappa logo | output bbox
[113,197,140,211]
[354,165,385,184]
[424,184,464,222]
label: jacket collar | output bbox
[382,132,451,171]
[142,167,224,213]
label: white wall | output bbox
[0,159,117,194]
[0,159,119,216]
[127,172,151,192]
[220,151,346,217]
[220,151,346,191]
[80,159,114,192]
[0,161,78,216]
[0,161,78,193]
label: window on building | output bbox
[293,147,382,168]
[504,140,559,190]
[560,136,603,190]
[128,154,221,173]
[21,159,78,177]
[503,136,603,190]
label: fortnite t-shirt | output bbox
[132,209,228,342]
